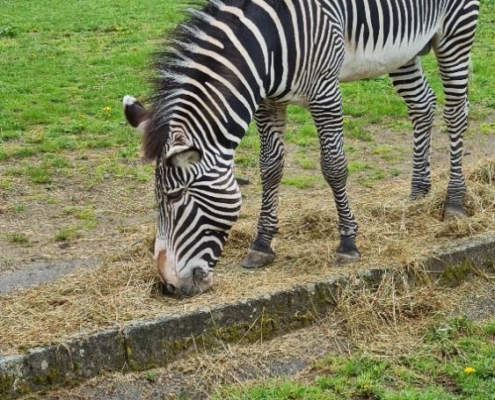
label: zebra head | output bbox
[123,95,242,297]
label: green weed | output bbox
[295,157,318,170]
[27,167,51,184]
[55,226,81,242]
[62,206,96,220]
[348,161,373,174]
[0,178,13,190]
[344,118,374,142]
[281,175,322,189]
[5,233,29,246]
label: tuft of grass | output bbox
[281,175,322,189]
[63,206,96,220]
[234,153,258,168]
[144,371,157,383]
[295,156,318,170]
[389,168,402,177]
[13,204,26,213]
[27,167,51,184]
[5,233,29,246]
[55,226,81,242]
[287,105,312,124]
[372,145,405,161]
[286,123,319,148]
[370,169,387,180]
[0,26,16,38]
[348,160,373,174]
[344,118,375,142]
[0,178,14,190]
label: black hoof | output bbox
[335,235,360,266]
[410,190,430,201]
[444,204,467,220]
[235,177,250,186]
[410,193,427,201]
[241,249,275,268]
[410,184,431,200]
[335,251,361,266]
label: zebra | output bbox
[124,0,479,297]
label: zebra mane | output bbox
[144,0,235,160]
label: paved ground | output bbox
[0,259,100,295]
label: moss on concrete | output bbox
[32,368,60,386]
[0,375,15,400]
[0,374,31,400]
[440,261,474,286]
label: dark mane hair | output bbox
[143,0,224,160]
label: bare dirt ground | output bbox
[0,151,156,292]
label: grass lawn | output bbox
[3,0,492,256]
[1,0,494,180]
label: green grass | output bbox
[5,233,30,246]
[295,156,318,170]
[281,175,323,189]
[0,0,189,163]
[55,226,82,242]
[372,145,406,161]
[348,161,373,174]
[63,206,96,220]
[1,0,494,186]
[215,316,495,400]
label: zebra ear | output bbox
[122,95,150,133]
[165,144,202,168]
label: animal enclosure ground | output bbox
[0,0,495,353]
[23,277,495,400]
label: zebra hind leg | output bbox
[435,1,479,220]
[390,57,436,200]
[241,101,287,269]
[437,62,470,219]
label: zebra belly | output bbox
[339,36,434,82]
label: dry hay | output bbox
[1,160,495,354]
[35,276,495,400]
[332,271,495,361]
[332,273,447,358]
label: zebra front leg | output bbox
[310,83,360,265]
[242,101,287,268]
[390,57,436,199]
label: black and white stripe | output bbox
[139,0,479,296]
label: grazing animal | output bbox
[124,0,479,297]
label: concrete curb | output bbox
[1,233,495,399]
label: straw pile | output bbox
[0,160,494,354]
[39,276,495,400]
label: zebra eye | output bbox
[204,230,226,239]
[166,189,184,203]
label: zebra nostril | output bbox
[165,283,177,294]
[193,267,206,281]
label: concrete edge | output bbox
[1,233,495,399]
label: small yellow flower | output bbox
[103,106,112,112]
[464,366,475,374]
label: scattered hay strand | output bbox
[0,160,495,354]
